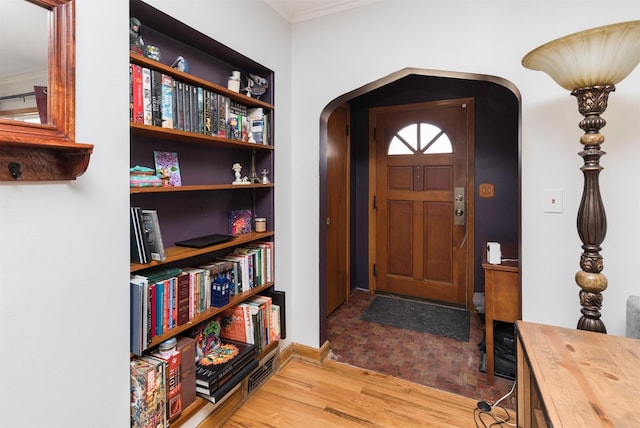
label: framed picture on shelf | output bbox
[153,151,182,186]
[229,209,252,235]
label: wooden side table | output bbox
[482,242,520,384]
[516,321,640,427]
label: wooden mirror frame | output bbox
[0,0,93,181]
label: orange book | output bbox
[219,304,251,344]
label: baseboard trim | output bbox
[280,340,331,367]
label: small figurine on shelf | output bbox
[227,71,241,92]
[159,167,171,187]
[129,17,144,54]
[241,73,268,99]
[231,163,250,185]
[170,56,189,73]
[261,169,270,184]
[144,45,161,61]
[232,163,242,184]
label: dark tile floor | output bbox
[327,289,517,410]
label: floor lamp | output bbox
[522,20,640,333]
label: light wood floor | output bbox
[220,358,516,427]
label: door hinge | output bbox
[373,127,376,140]
[373,263,376,276]
[373,195,377,209]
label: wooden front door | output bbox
[370,99,474,305]
[326,104,351,315]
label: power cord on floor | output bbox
[473,380,517,427]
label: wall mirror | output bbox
[0,0,93,181]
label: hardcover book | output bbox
[228,101,247,141]
[247,107,264,144]
[196,86,204,134]
[151,69,163,126]
[194,338,257,390]
[150,349,182,421]
[203,89,212,135]
[130,356,166,428]
[217,95,229,138]
[131,64,144,124]
[140,209,166,262]
[175,272,191,326]
[160,74,174,129]
[228,209,252,235]
[219,304,252,344]
[196,359,258,400]
[130,206,151,264]
[142,67,152,125]
[175,80,184,131]
[190,318,222,361]
[153,151,182,187]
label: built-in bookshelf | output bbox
[129,1,277,426]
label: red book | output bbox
[149,283,157,339]
[131,64,144,124]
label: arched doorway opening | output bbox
[319,68,521,344]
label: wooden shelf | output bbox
[0,140,93,181]
[130,122,274,151]
[131,231,274,273]
[146,282,275,349]
[130,53,274,111]
[131,182,273,194]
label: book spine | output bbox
[217,95,229,138]
[131,64,144,124]
[210,92,218,136]
[177,274,190,326]
[151,70,162,126]
[242,303,254,344]
[175,81,184,131]
[129,64,133,122]
[142,67,152,125]
[183,83,192,132]
[161,74,174,128]
[190,84,198,134]
[197,87,204,134]
[203,89,211,135]
[149,283,156,340]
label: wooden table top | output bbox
[516,321,640,427]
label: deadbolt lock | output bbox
[454,186,465,225]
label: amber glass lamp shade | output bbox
[522,20,640,90]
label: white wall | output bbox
[0,0,290,427]
[0,1,130,426]
[288,0,640,346]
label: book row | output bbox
[130,63,268,145]
[131,291,284,427]
[130,241,274,355]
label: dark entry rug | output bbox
[360,295,470,341]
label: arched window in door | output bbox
[388,122,452,155]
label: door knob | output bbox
[455,209,464,216]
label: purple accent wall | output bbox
[347,74,519,295]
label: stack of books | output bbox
[194,338,258,404]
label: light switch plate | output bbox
[544,188,563,213]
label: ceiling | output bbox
[0,0,378,87]
[264,0,380,23]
